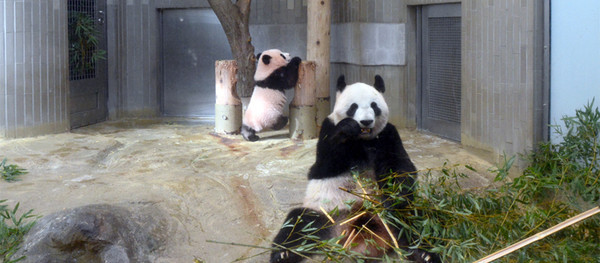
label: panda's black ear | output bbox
[336,75,346,92]
[262,54,272,65]
[374,75,385,93]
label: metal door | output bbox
[68,0,108,128]
[161,9,232,117]
[419,4,462,141]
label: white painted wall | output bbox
[550,0,600,140]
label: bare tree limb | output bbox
[208,0,255,98]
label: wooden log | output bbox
[307,0,331,129]
[214,60,242,134]
[289,61,317,140]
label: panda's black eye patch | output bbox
[280,54,286,60]
[371,102,382,116]
[346,103,358,117]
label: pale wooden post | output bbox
[214,60,242,134]
[289,61,317,140]
[307,0,331,129]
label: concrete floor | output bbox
[0,119,495,262]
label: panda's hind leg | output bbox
[270,116,288,131]
[270,207,332,263]
[242,124,260,142]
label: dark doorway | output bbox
[418,4,462,141]
[68,0,108,128]
[160,9,232,117]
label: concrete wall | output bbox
[330,0,410,127]
[106,0,211,119]
[0,0,70,138]
[332,0,546,161]
[250,0,307,59]
[460,0,546,160]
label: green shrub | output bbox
[0,201,37,263]
[0,159,27,183]
[402,100,600,262]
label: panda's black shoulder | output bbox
[318,117,336,138]
[255,57,301,91]
[377,123,402,141]
[255,67,287,90]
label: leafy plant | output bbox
[0,201,37,263]
[0,159,27,182]
[245,100,600,262]
[68,11,106,78]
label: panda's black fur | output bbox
[270,75,441,263]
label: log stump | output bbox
[214,60,242,134]
[289,61,317,140]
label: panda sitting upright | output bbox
[270,75,441,263]
[242,49,301,141]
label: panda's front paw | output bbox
[289,57,302,67]
[331,118,361,142]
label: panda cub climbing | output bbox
[242,49,301,141]
[270,75,441,263]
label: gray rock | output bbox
[14,203,171,263]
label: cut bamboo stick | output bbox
[475,206,600,263]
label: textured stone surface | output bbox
[14,203,172,263]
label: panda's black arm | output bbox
[374,123,417,209]
[308,118,365,180]
[284,57,302,89]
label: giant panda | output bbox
[241,49,302,141]
[270,75,441,263]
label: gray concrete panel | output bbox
[0,0,69,138]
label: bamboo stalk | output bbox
[378,214,400,249]
[343,228,357,249]
[475,206,600,263]
[340,211,367,226]
[337,230,348,245]
[320,206,336,224]
[362,224,393,247]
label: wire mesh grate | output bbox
[68,0,97,80]
[427,16,462,124]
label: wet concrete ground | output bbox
[0,119,495,262]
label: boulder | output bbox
[14,203,172,263]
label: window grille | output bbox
[68,0,97,80]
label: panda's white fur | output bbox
[243,87,287,131]
[303,173,365,212]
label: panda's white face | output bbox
[280,52,291,63]
[254,49,291,81]
[330,82,389,140]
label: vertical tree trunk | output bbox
[307,0,331,128]
[208,0,255,99]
